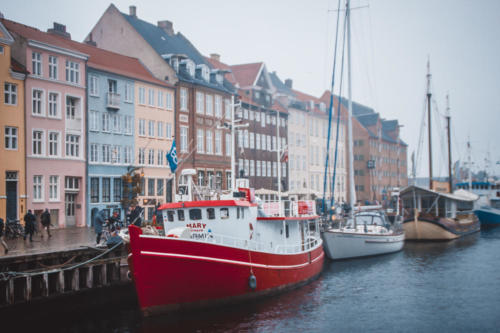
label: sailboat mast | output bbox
[346,0,356,207]
[446,94,452,193]
[426,59,433,190]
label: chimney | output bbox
[158,20,174,36]
[285,79,293,89]
[210,53,220,62]
[47,22,71,39]
[129,6,137,17]
[85,33,97,46]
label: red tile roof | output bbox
[10,57,28,74]
[204,56,238,85]
[230,62,263,87]
[2,18,171,88]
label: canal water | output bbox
[5,227,500,332]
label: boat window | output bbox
[189,209,202,220]
[178,210,185,221]
[237,207,240,219]
[167,210,175,222]
[241,207,245,219]
[207,208,215,220]
[220,208,229,219]
[285,224,289,238]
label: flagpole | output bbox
[277,110,281,208]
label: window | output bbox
[157,179,164,196]
[66,96,77,120]
[32,89,43,115]
[180,88,188,111]
[48,55,58,79]
[180,127,188,153]
[102,113,110,132]
[197,129,204,153]
[124,116,133,135]
[33,175,43,201]
[148,149,155,165]
[66,135,80,157]
[124,83,133,102]
[243,130,248,148]
[272,162,277,177]
[113,178,121,202]
[138,119,145,136]
[4,83,17,105]
[4,126,17,150]
[48,131,59,156]
[157,149,164,166]
[90,178,99,203]
[215,131,222,155]
[166,123,172,138]
[139,87,146,104]
[225,133,231,157]
[197,170,205,186]
[157,121,164,138]
[178,210,185,221]
[196,92,204,114]
[249,132,254,149]
[216,171,222,189]
[148,178,155,196]
[65,60,80,84]
[101,144,110,163]
[282,162,287,177]
[148,120,155,137]
[250,160,255,176]
[48,92,59,117]
[166,92,173,110]
[32,130,43,155]
[111,145,121,163]
[220,208,229,219]
[226,172,231,190]
[32,52,42,76]
[124,146,132,164]
[148,89,155,106]
[262,160,266,177]
[49,175,59,201]
[90,143,99,162]
[140,178,145,196]
[207,208,215,220]
[206,94,213,116]
[102,178,110,202]
[267,161,271,177]
[112,114,121,133]
[206,130,213,154]
[158,91,164,108]
[214,95,222,118]
[224,99,231,119]
[89,75,99,96]
[189,209,202,220]
[138,148,145,165]
[256,133,261,150]
[256,161,261,176]
[167,210,175,222]
[244,160,249,177]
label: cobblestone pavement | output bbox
[1,227,97,258]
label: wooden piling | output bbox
[73,269,79,291]
[42,273,49,297]
[24,276,32,301]
[86,266,93,289]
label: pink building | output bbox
[5,20,88,227]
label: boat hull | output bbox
[474,207,500,227]
[403,215,480,240]
[321,231,405,260]
[127,226,324,316]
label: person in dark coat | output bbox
[23,209,36,242]
[129,205,143,227]
[0,217,8,254]
[94,210,106,245]
[41,208,51,238]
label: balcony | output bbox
[107,92,121,110]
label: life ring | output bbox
[248,274,257,290]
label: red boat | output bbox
[124,171,324,316]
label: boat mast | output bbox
[426,59,433,190]
[467,139,472,190]
[231,95,236,191]
[446,94,452,193]
[277,110,281,206]
[346,0,356,208]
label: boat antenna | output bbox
[426,57,433,190]
[446,93,452,193]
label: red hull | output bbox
[127,226,324,316]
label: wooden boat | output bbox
[400,186,480,240]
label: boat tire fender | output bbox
[249,274,257,290]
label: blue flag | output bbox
[167,140,178,173]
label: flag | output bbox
[280,147,288,163]
[167,140,178,173]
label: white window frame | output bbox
[124,146,132,164]
[157,121,164,138]
[65,60,80,84]
[180,88,188,111]
[49,55,58,80]
[124,116,133,135]
[4,83,17,105]
[89,110,99,131]
[138,119,146,136]
[148,120,155,137]
[196,91,204,114]
[48,131,60,157]
[102,144,111,163]
[32,129,45,156]
[215,130,222,155]
[49,175,59,202]
[32,52,42,76]
[148,148,155,165]
[206,94,213,116]
[102,113,110,132]
[65,134,80,158]
[206,130,213,155]
[148,89,155,106]
[166,91,173,110]
[4,126,18,150]
[90,143,99,163]
[138,148,145,165]
[33,175,44,202]
[158,90,164,108]
[224,98,231,119]
[157,149,164,166]
[180,126,188,153]
[89,75,99,96]
[139,87,146,105]
[124,83,133,103]
[47,91,60,118]
[197,129,204,153]
[32,88,45,116]
[225,133,231,157]
[166,123,172,139]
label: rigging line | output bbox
[415,95,427,177]
[322,0,343,214]
[432,99,448,177]
[366,0,379,112]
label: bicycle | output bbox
[5,219,24,239]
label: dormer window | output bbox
[309,100,314,110]
[196,64,210,82]
[181,59,195,77]
[255,91,260,99]
[320,102,326,112]
[171,57,179,72]
[216,73,223,84]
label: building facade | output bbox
[6,20,88,227]
[0,22,27,222]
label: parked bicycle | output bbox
[5,218,24,239]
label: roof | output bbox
[269,71,294,96]
[204,55,238,85]
[120,11,233,93]
[382,119,398,132]
[10,57,28,74]
[230,62,263,87]
[356,113,379,127]
[400,185,478,202]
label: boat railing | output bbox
[259,200,317,218]
[274,235,321,254]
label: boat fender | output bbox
[248,274,257,290]
[127,270,132,280]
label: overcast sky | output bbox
[3,0,499,177]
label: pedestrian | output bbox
[0,217,8,254]
[23,209,36,242]
[129,205,143,227]
[94,209,106,246]
[108,210,121,233]
[41,208,52,238]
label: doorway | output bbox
[65,193,76,227]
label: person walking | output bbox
[0,217,8,254]
[129,205,143,227]
[23,209,36,242]
[94,209,106,246]
[41,208,52,238]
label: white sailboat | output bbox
[321,0,405,260]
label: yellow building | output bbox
[0,22,27,221]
